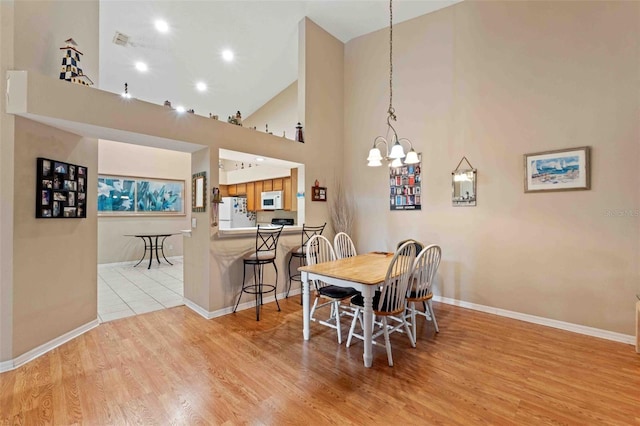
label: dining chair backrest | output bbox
[305,234,336,266]
[301,223,327,253]
[396,239,424,256]
[410,244,441,299]
[306,235,336,290]
[254,225,284,258]
[334,232,357,259]
[377,242,417,315]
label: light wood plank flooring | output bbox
[1,299,639,424]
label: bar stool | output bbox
[286,223,326,300]
[233,225,284,321]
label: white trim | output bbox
[97,256,183,268]
[0,319,99,373]
[433,296,635,345]
[184,288,301,320]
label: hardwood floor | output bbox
[1,299,639,425]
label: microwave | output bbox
[261,191,283,210]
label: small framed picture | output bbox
[524,146,590,193]
[77,206,84,217]
[42,179,52,189]
[54,162,67,175]
[42,160,52,177]
[63,207,76,217]
[53,192,66,202]
[78,177,85,192]
[42,209,52,217]
[78,167,86,177]
[53,201,61,217]
[68,165,76,180]
[78,192,86,202]
[42,190,50,206]
[67,192,75,207]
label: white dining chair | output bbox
[346,241,417,366]
[333,232,357,259]
[306,235,359,344]
[405,244,441,341]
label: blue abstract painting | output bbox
[136,180,184,212]
[97,177,135,212]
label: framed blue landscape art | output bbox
[524,146,590,193]
[98,175,185,215]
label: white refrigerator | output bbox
[219,197,256,229]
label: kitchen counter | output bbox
[217,225,302,238]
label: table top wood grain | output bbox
[298,252,394,285]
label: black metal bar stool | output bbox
[286,223,326,301]
[233,225,284,321]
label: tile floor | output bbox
[98,257,184,323]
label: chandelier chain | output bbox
[388,0,395,119]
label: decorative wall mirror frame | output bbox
[452,157,477,207]
[192,172,206,212]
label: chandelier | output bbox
[367,0,419,168]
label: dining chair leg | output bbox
[427,299,439,332]
[411,302,418,342]
[334,301,342,344]
[346,307,361,347]
[382,317,393,367]
[403,315,416,348]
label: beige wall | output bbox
[14,0,99,86]
[13,117,98,357]
[97,140,191,264]
[244,81,298,139]
[0,0,15,363]
[344,1,640,334]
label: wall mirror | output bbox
[192,172,206,212]
[452,157,477,207]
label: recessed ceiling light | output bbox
[222,49,234,62]
[256,157,264,162]
[155,19,169,33]
[196,82,207,92]
[135,61,148,72]
[176,106,186,113]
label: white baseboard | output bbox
[433,296,635,345]
[185,288,301,320]
[0,319,100,373]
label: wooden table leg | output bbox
[362,288,374,368]
[302,271,310,341]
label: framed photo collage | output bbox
[36,157,87,219]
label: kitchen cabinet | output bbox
[219,185,230,197]
[273,178,283,191]
[236,183,247,195]
[286,168,298,212]
[263,180,273,192]
[246,182,256,211]
[254,180,263,211]
[227,184,237,196]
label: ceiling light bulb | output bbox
[176,106,186,113]
[121,92,131,99]
[135,61,148,72]
[256,157,264,162]
[154,20,169,33]
[222,49,234,62]
[196,82,207,92]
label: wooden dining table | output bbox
[299,251,395,368]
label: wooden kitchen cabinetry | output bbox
[220,168,298,212]
[272,178,283,191]
[246,181,256,211]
